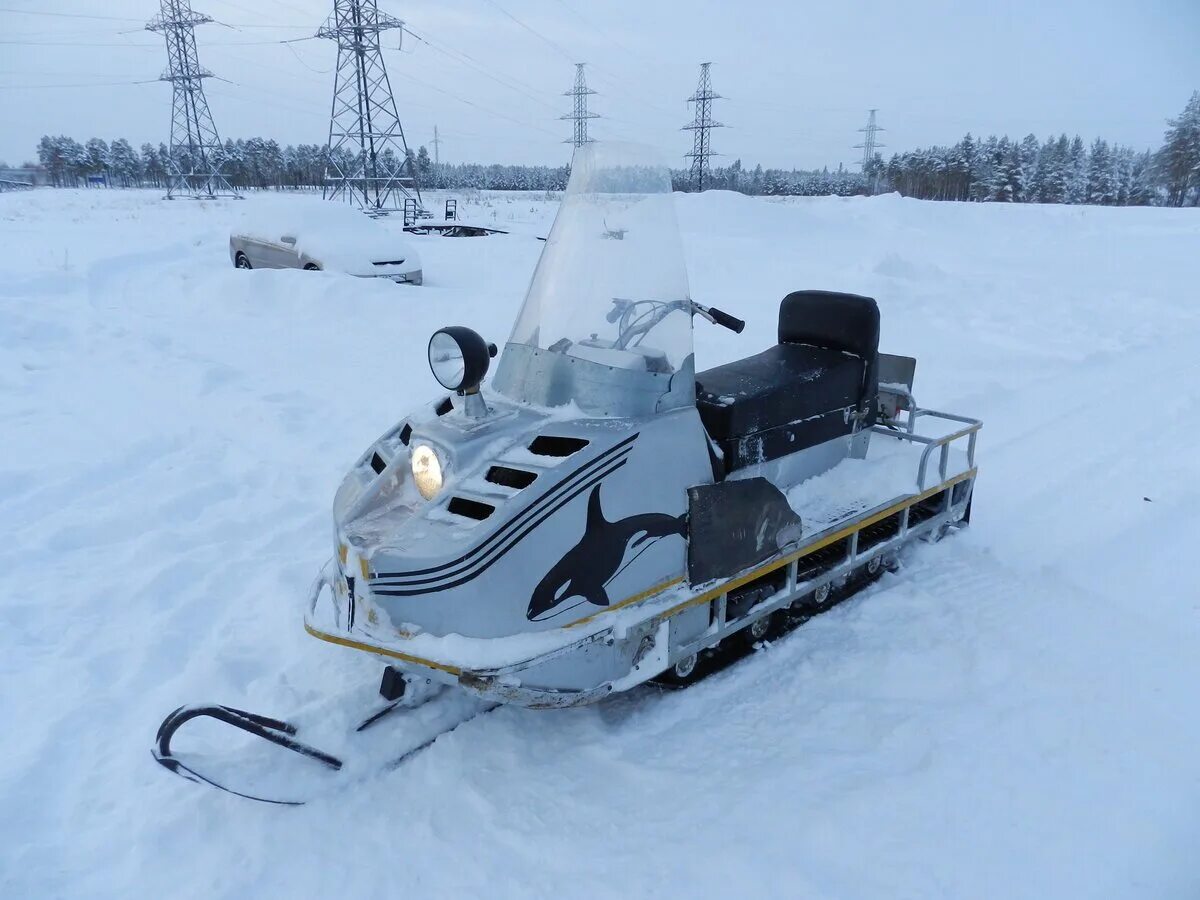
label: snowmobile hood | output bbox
[330,390,712,641]
[493,142,696,418]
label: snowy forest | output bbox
[22,92,1200,207]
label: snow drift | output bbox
[1,188,1199,899]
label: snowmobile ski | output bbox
[152,688,497,806]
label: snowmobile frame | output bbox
[302,403,980,709]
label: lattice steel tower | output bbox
[562,63,598,148]
[854,109,886,171]
[682,62,724,191]
[146,0,237,199]
[319,0,420,210]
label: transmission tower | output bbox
[146,0,237,199]
[854,108,886,171]
[319,0,421,211]
[562,63,598,148]
[682,62,724,191]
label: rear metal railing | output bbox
[873,389,981,491]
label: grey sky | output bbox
[1,0,1197,169]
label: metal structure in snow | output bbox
[855,109,886,172]
[562,63,598,148]
[146,0,238,199]
[682,62,724,191]
[319,0,421,211]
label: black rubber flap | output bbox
[687,477,803,586]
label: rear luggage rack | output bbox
[872,404,980,490]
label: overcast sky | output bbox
[2,0,1197,170]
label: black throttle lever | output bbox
[693,302,746,334]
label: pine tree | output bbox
[1129,150,1158,206]
[1086,138,1115,204]
[1157,91,1200,206]
[1066,135,1087,204]
[108,138,140,187]
[1016,134,1040,202]
[84,138,109,184]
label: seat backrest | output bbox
[778,290,880,359]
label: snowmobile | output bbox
[153,142,980,804]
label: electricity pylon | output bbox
[562,63,598,148]
[854,108,886,194]
[319,0,421,210]
[146,0,237,199]
[683,62,724,191]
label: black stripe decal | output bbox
[372,433,638,581]
[373,458,629,597]
[372,456,629,592]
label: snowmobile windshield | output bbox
[506,142,692,377]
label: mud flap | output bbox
[687,477,803,585]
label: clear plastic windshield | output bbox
[507,142,692,375]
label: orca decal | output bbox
[527,484,687,621]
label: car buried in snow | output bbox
[229,201,423,285]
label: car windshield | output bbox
[506,142,692,375]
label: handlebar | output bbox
[607,297,746,348]
[695,302,746,334]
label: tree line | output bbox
[30,132,863,197]
[874,91,1198,207]
[27,92,1199,206]
[879,134,1158,206]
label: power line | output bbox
[0,7,144,21]
[0,36,316,47]
[399,25,559,112]
[477,0,574,62]
[0,79,159,90]
[390,67,561,140]
[0,39,161,47]
[282,40,330,73]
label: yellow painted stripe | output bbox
[657,468,978,622]
[304,622,462,675]
[308,469,976,671]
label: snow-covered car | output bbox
[229,201,423,285]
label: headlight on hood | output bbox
[411,444,443,500]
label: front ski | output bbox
[152,672,496,805]
[153,704,356,805]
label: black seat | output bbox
[696,291,880,475]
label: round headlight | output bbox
[410,444,443,500]
[428,326,496,393]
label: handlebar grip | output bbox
[707,306,746,334]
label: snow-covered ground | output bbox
[2,187,1199,899]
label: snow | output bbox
[784,434,968,532]
[3,187,1200,898]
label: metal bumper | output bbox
[304,562,625,708]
